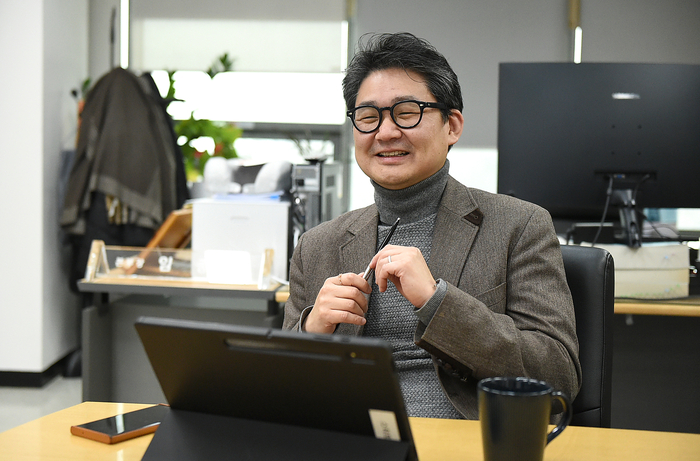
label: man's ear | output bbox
[447,110,464,145]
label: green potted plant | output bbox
[167,53,243,182]
[175,114,242,182]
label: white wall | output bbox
[0,0,86,372]
[582,0,700,63]
[88,0,121,81]
[41,0,88,370]
[0,0,45,371]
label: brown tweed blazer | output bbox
[283,176,581,419]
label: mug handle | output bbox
[546,391,572,444]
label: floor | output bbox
[0,376,82,434]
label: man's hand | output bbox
[304,272,372,334]
[371,244,437,307]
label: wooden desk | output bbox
[275,285,290,303]
[1,402,698,461]
[615,295,700,317]
[276,286,700,317]
[79,277,285,316]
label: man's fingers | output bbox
[332,293,368,316]
[336,272,372,294]
[331,309,367,326]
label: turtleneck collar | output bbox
[372,160,450,225]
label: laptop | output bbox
[135,316,418,461]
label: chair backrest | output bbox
[560,245,615,428]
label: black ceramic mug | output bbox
[478,377,572,461]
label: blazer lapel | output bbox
[340,206,379,275]
[336,206,379,336]
[428,177,482,287]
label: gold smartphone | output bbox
[70,404,169,444]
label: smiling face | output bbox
[352,68,463,190]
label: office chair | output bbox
[560,245,615,428]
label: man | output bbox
[283,32,581,419]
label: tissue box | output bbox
[596,243,690,299]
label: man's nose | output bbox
[375,111,401,138]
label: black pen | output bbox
[363,217,401,281]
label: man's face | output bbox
[352,68,463,190]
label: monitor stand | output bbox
[611,189,643,248]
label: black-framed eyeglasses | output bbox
[347,100,448,133]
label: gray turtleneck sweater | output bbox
[363,160,462,419]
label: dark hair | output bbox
[342,32,463,122]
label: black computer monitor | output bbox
[497,62,700,246]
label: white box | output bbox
[191,197,290,285]
[596,243,690,299]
